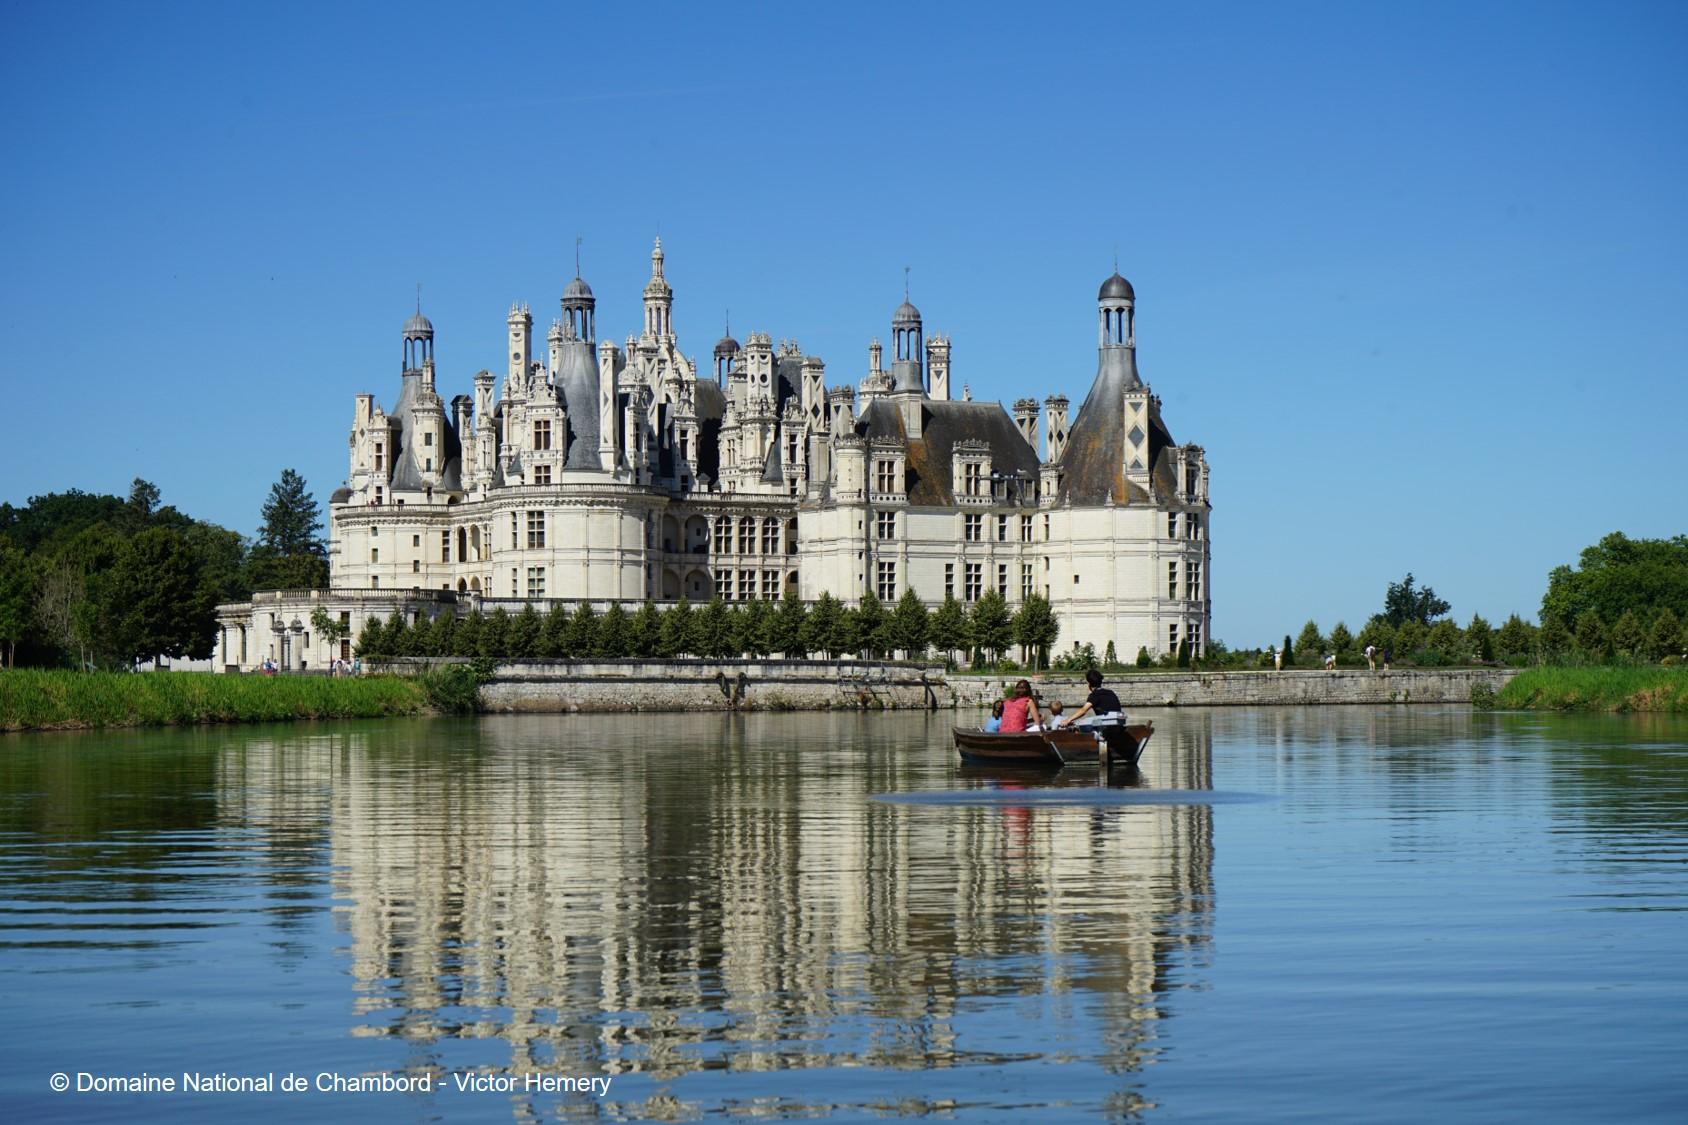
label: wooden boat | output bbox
[953,720,1153,769]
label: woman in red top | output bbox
[998,679,1042,732]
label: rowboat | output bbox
[952,720,1153,769]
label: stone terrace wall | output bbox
[952,668,1519,710]
[476,659,952,713]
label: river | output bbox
[1,708,1685,1122]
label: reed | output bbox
[0,669,428,732]
[1495,665,1688,712]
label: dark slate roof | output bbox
[856,398,1039,506]
[385,371,463,493]
[552,339,601,470]
[1099,272,1134,301]
[760,440,784,483]
[692,378,725,484]
[1057,348,1176,506]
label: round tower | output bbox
[562,275,595,342]
[403,305,434,372]
[1098,271,1135,348]
[890,296,924,394]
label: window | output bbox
[1188,560,1202,601]
[370,547,379,563]
[877,561,896,601]
[1043,514,1050,541]
[526,510,546,549]
[441,531,450,563]
[997,563,1008,597]
[739,517,755,555]
[1188,513,1201,540]
[424,432,434,447]
[763,570,778,599]
[997,515,1008,542]
[715,570,731,599]
[1021,515,1033,543]
[1168,560,1179,600]
[425,458,432,472]
[945,563,955,600]
[527,566,546,598]
[374,486,382,505]
[964,514,982,542]
[412,534,421,548]
[511,568,518,596]
[1191,622,1203,651]
[877,512,896,540]
[739,569,755,601]
[374,443,384,471]
[371,575,378,588]
[511,513,518,549]
[714,517,730,555]
[763,518,779,555]
[964,562,982,601]
[876,459,898,493]
[963,463,982,497]
[533,463,551,485]
[1168,512,1178,539]
[533,420,551,450]
[1022,563,1033,601]
[1168,622,1180,653]
[1186,464,1199,496]
[412,559,420,573]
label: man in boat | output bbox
[1060,669,1123,728]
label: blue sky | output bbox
[2,1,1684,645]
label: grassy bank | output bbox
[0,669,429,732]
[1494,666,1688,712]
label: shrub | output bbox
[1470,682,1497,710]
[418,664,482,714]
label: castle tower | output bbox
[714,324,741,385]
[402,303,433,373]
[643,237,673,339]
[507,303,532,384]
[890,294,924,394]
[927,335,951,402]
[561,274,595,342]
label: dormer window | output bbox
[876,459,898,493]
[964,463,982,497]
[533,420,551,450]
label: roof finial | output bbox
[1114,246,1119,273]
[574,236,582,279]
[725,309,730,337]
[904,265,910,301]
[415,282,421,314]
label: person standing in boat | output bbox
[1061,669,1124,728]
[999,680,1042,733]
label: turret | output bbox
[642,237,673,339]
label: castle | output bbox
[215,242,1210,670]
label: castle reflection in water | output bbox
[214,712,1216,1102]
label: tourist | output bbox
[999,680,1041,733]
[1046,700,1066,728]
[1061,669,1123,728]
[1324,653,1337,671]
[1364,644,1377,671]
[984,699,1005,733]
[1273,646,1282,671]
[1382,647,1392,672]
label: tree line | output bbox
[0,471,328,668]
[357,588,1062,667]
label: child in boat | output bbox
[1045,700,1066,728]
[999,680,1042,733]
[984,699,1005,732]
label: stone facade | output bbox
[215,247,1211,671]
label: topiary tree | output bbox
[770,592,808,658]
[628,601,660,659]
[1281,633,1295,667]
[802,592,844,658]
[1011,593,1059,670]
[508,603,542,658]
[1135,645,1152,668]
[737,599,773,659]
[354,614,386,659]
[969,591,1013,666]
[568,602,599,658]
[855,592,889,659]
[452,611,482,657]
[539,603,570,658]
[658,598,693,658]
[695,596,733,659]
[478,607,510,659]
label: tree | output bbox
[1465,614,1494,662]
[1135,645,1152,668]
[479,607,511,659]
[1395,621,1427,656]
[1539,613,1571,660]
[1573,609,1608,659]
[1011,593,1059,669]
[126,477,161,525]
[452,611,483,657]
[1496,614,1535,659]
[1610,610,1647,659]
[770,592,808,658]
[803,592,845,658]
[1296,620,1325,662]
[1329,621,1354,656]
[539,604,570,658]
[1281,633,1295,667]
[568,602,600,658]
[1426,618,1464,658]
[1175,637,1191,668]
[658,598,693,658]
[381,611,410,659]
[969,591,1013,665]
[888,588,930,660]
[508,603,542,658]
[1648,608,1682,660]
[1541,533,1688,637]
[629,601,661,658]
[736,600,773,659]
[1356,615,1394,656]
[855,592,889,659]
[695,597,734,659]
[247,469,328,590]
[928,594,967,666]
[1383,573,1451,627]
[597,602,631,658]
[354,614,386,659]
[0,544,34,667]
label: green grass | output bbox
[0,669,429,731]
[1495,665,1688,712]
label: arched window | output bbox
[739,517,755,555]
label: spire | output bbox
[651,236,665,279]
[574,235,582,279]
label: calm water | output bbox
[1,708,1686,1122]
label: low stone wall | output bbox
[477,659,951,713]
[952,667,1520,709]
